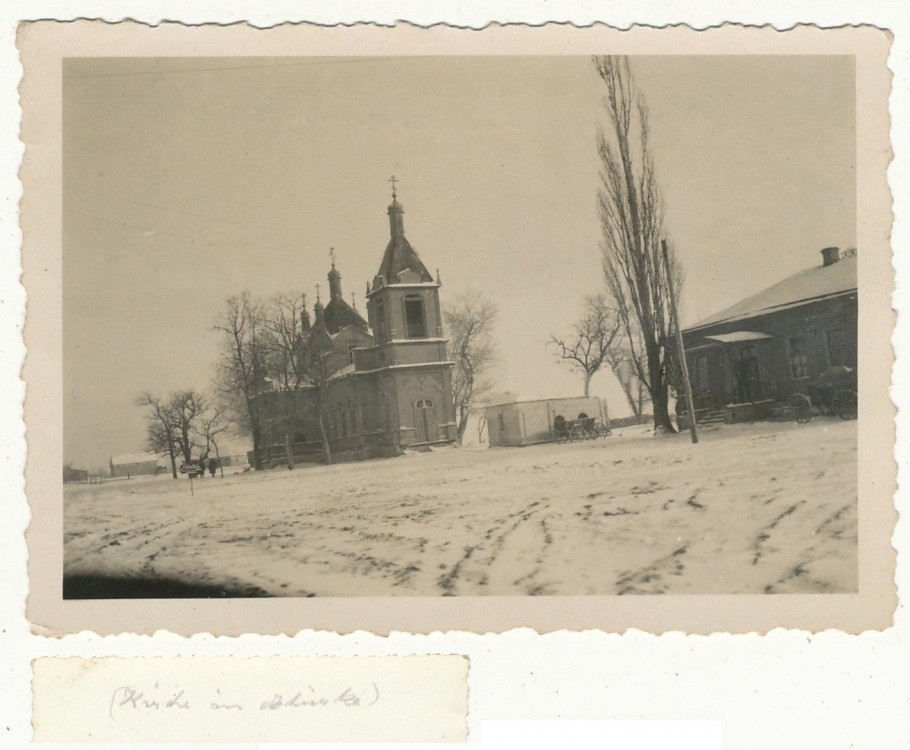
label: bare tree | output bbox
[196,403,232,478]
[300,323,336,466]
[214,291,266,468]
[169,389,208,466]
[136,392,179,478]
[261,293,307,469]
[594,55,681,432]
[550,293,622,397]
[605,329,648,421]
[443,291,498,446]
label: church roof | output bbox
[376,236,434,284]
[375,197,435,284]
[306,318,334,348]
[324,296,369,335]
[685,252,857,332]
[321,256,369,334]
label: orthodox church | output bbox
[256,185,457,467]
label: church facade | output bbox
[255,189,457,467]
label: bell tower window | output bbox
[405,296,427,338]
[374,298,385,339]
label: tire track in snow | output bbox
[615,545,688,595]
[752,500,808,565]
[437,500,550,595]
[764,502,857,594]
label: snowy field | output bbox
[64,419,857,597]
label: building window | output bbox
[375,299,385,337]
[348,344,357,364]
[404,296,427,338]
[734,345,757,362]
[826,328,847,366]
[788,337,810,378]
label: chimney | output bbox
[821,246,841,267]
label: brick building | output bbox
[256,188,457,467]
[678,246,857,423]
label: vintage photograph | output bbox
[57,51,865,600]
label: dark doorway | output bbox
[414,398,436,443]
[732,346,761,403]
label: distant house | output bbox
[109,452,163,478]
[485,396,607,447]
[62,465,89,483]
[679,246,857,423]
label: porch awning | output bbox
[704,331,772,344]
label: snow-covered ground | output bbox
[64,419,857,596]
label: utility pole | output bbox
[662,239,698,445]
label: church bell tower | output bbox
[362,177,456,447]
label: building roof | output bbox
[685,254,857,332]
[374,197,435,285]
[323,259,369,334]
[324,296,369,335]
[705,331,772,344]
[485,395,603,410]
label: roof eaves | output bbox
[684,288,857,334]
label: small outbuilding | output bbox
[109,452,163,478]
[62,465,89,483]
[485,396,608,447]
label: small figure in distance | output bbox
[208,457,217,478]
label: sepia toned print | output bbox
[23,22,894,634]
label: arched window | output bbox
[404,295,427,338]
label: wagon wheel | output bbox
[789,393,812,424]
[833,387,858,420]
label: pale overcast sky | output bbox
[62,55,855,469]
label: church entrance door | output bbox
[414,399,437,443]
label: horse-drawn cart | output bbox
[784,365,857,423]
[554,415,612,443]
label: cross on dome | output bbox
[388,174,399,199]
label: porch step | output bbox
[694,409,726,425]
